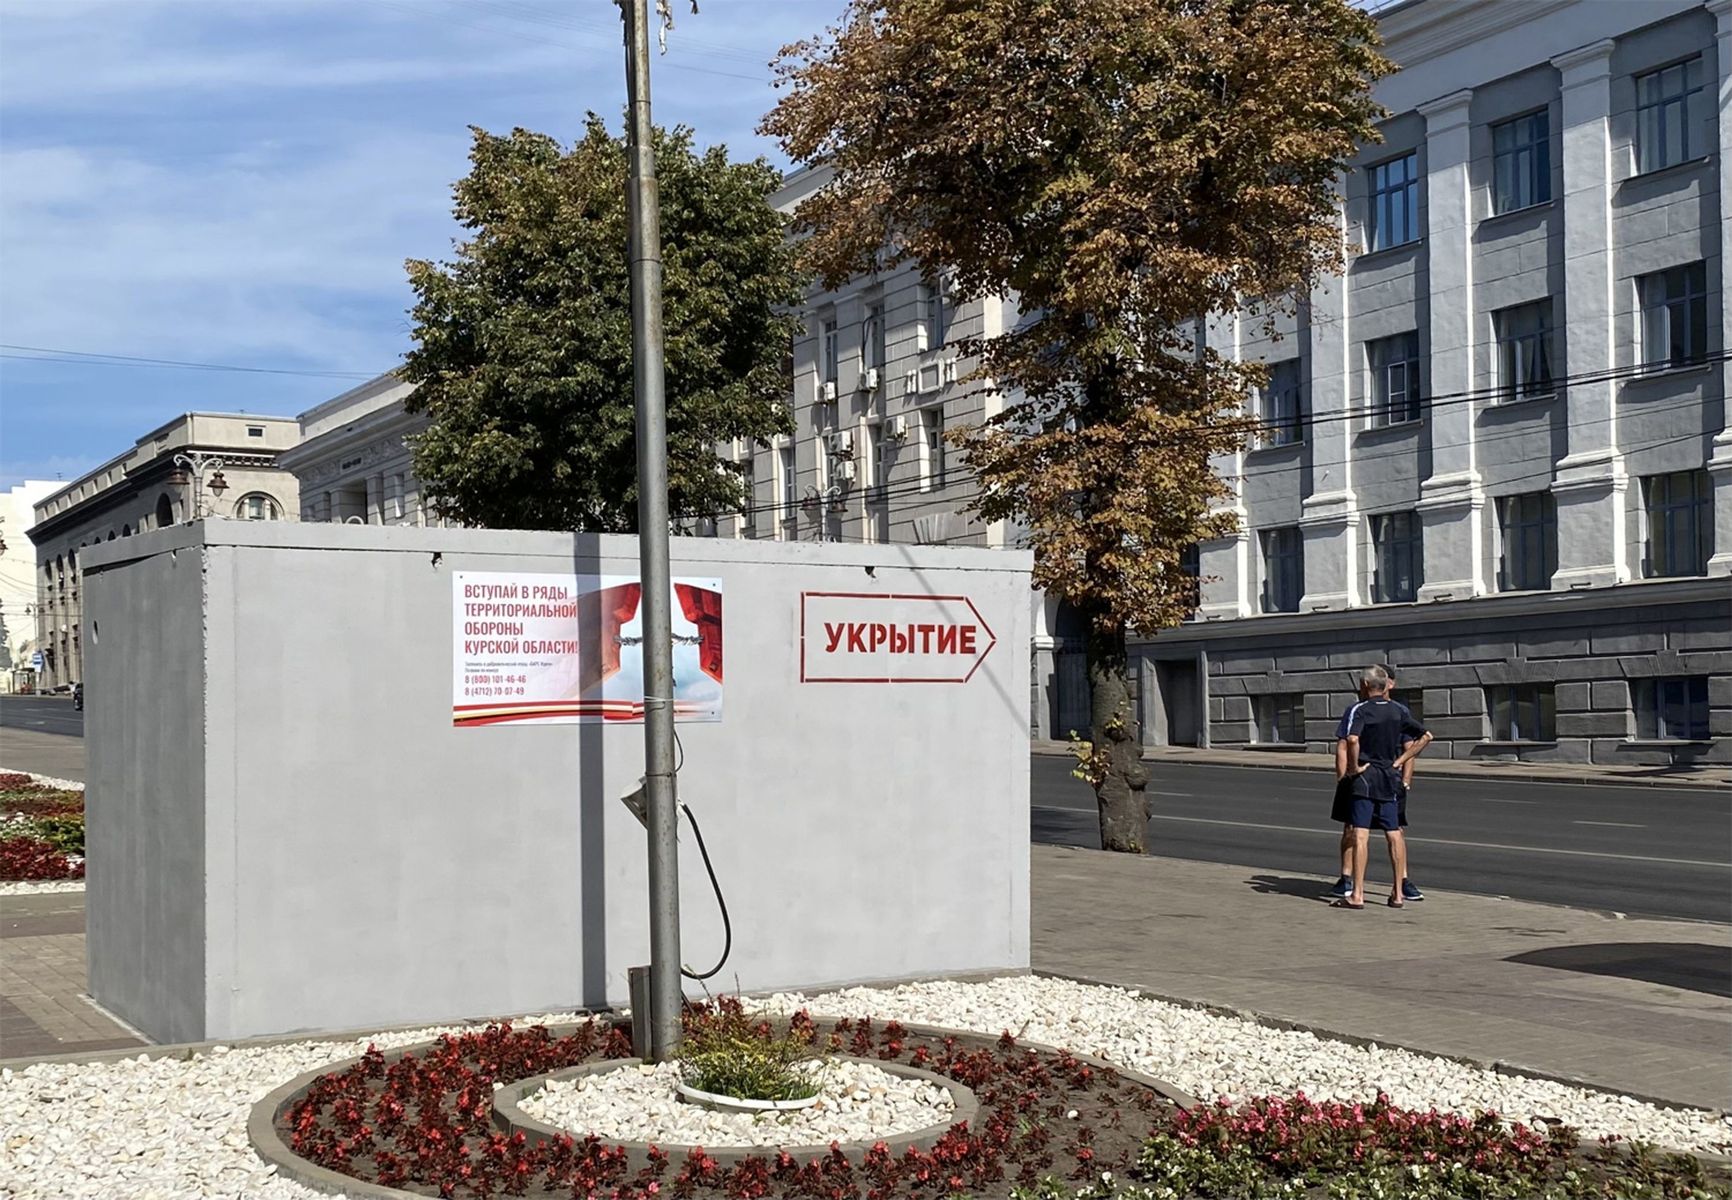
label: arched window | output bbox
[121,524,131,537]
[156,493,176,529]
[235,493,280,521]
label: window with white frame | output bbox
[920,406,945,491]
[1643,469,1712,578]
[1494,300,1555,402]
[1364,152,1418,252]
[1255,694,1307,745]
[865,420,887,504]
[1487,684,1555,741]
[1370,510,1422,603]
[1639,262,1708,370]
[1258,526,1303,614]
[919,278,949,351]
[235,494,279,521]
[778,444,797,532]
[1635,57,1706,174]
[820,317,839,384]
[1258,358,1304,446]
[1497,491,1557,592]
[862,303,885,372]
[1367,332,1421,426]
[1634,677,1709,740]
[1491,111,1550,214]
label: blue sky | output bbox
[0,0,844,488]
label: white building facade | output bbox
[1,480,60,689]
[736,0,1732,766]
[277,373,445,526]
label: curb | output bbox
[246,1016,1195,1199]
[491,1054,979,1170]
[1029,746,1730,791]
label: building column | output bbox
[1416,90,1485,601]
[1550,40,1627,589]
[1300,193,1358,610]
[367,473,386,525]
[1706,1,1732,576]
[1199,312,1250,619]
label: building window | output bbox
[1256,694,1307,745]
[1259,526,1303,614]
[246,425,265,438]
[820,318,839,384]
[1635,57,1706,174]
[862,303,885,373]
[1491,111,1550,214]
[919,279,949,351]
[1634,677,1709,740]
[1258,358,1304,446]
[739,459,756,537]
[1494,300,1554,401]
[1643,469,1712,578]
[1487,684,1556,742]
[1365,152,1419,252]
[236,494,279,521]
[1367,332,1421,426]
[866,420,888,504]
[1639,263,1708,371]
[1497,491,1557,592]
[778,445,797,534]
[920,406,945,491]
[1370,510,1422,603]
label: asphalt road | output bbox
[0,694,83,738]
[1033,755,1732,923]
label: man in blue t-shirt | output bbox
[1326,664,1424,902]
[1334,665,1431,909]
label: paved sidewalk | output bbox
[5,853,1729,1115]
[1031,844,1732,1111]
[1032,740,1731,790]
[0,891,143,1058]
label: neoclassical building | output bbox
[28,412,299,690]
[278,373,445,526]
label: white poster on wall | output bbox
[452,571,723,726]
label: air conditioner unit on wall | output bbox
[889,415,909,441]
[834,459,857,483]
[820,380,838,403]
[863,367,881,391]
[827,429,855,458]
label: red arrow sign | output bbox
[800,592,997,683]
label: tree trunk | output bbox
[1088,619,1150,853]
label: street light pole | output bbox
[621,0,683,1061]
[173,451,227,520]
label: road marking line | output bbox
[1135,813,1730,868]
[1572,820,1645,828]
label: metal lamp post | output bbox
[621,0,683,1062]
[173,451,228,520]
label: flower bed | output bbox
[277,1015,1174,1198]
[0,773,84,882]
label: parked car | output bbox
[72,682,83,711]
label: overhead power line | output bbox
[0,345,377,381]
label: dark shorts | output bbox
[1330,777,1354,825]
[1348,796,1402,831]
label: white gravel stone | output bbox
[0,770,84,793]
[0,879,86,896]
[520,1058,954,1149]
[1,977,1726,1200]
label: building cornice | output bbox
[1551,38,1617,75]
[1381,0,1575,71]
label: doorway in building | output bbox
[1154,660,1200,746]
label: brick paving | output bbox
[2,852,1728,1115]
[0,892,144,1059]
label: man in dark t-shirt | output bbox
[1335,665,1431,909]
[1326,665,1423,902]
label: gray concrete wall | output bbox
[83,536,208,1044]
[81,522,1032,1042]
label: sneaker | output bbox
[1327,876,1354,900]
[1401,879,1425,902]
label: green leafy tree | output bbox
[402,119,801,531]
[764,0,1390,851]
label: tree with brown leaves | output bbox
[764,0,1390,851]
